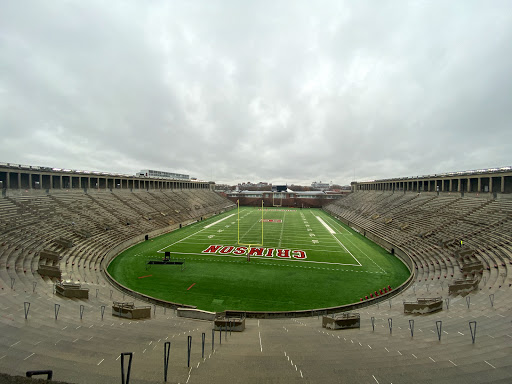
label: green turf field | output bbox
[107,207,410,312]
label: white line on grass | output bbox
[316,216,336,234]
[162,250,363,267]
[340,232,386,273]
[204,214,236,229]
[158,212,239,253]
[316,216,362,267]
[278,211,286,248]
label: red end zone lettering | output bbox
[202,245,222,253]
[292,250,306,259]
[248,247,265,257]
[276,249,290,258]
[201,245,306,259]
[233,246,247,255]
[219,246,234,254]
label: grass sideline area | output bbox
[107,207,410,312]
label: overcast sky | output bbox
[1,1,511,186]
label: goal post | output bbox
[237,200,264,261]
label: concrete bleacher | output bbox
[0,189,511,383]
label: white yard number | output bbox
[309,233,315,237]
[217,229,223,233]
[312,240,319,244]
[208,235,215,239]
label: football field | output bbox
[107,207,410,312]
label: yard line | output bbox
[163,250,363,266]
[278,211,286,248]
[97,358,104,366]
[157,221,211,252]
[340,231,386,273]
[484,360,496,369]
[449,360,457,366]
[315,216,361,266]
[204,214,236,229]
[372,375,380,384]
[258,331,263,352]
[23,353,34,361]
[316,216,336,234]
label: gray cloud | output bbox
[1,0,511,186]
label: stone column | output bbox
[467,178,471,192]
[449,179,453,192]
[458,179,461,192]
[6,172,10,189]
[501,176,505,193]
[489,177,493,193]
[477,177,481,193]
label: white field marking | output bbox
[484,360,496,369]
[9,341,20,348]
[239,210,265,244]
[0,355,5,360]
[278,211,286,248]
[449,360,457,366]
[429,356,436,362]
[23,353,34,361]
[97,358,104,365]
[339,232,386,273]
[259,331,263,352]
[158,225,209,252]
[412,354,417,359]
[165,250,364,266]
[316,216,361,266]
[316,216,336,234]
[300,370,303,378]
[372,375,380,384]
[323,215,352,235]
[154,212,238,253]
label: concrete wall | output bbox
[177,308,216,321]
[403,300,443,314]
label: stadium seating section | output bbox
[0,190,511,383]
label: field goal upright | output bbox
[237,200,264,262]
[272,192,283,207]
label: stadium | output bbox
[0,163,511,383]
